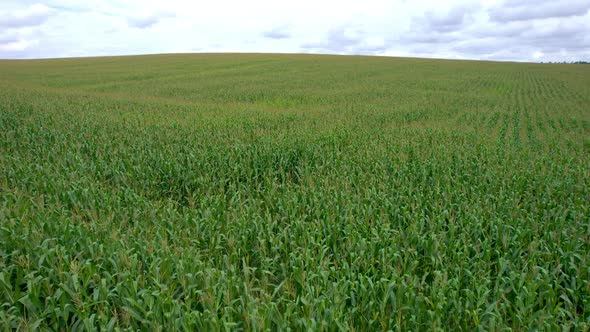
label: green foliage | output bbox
[0,54,589,330]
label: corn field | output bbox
[0,54,589,330]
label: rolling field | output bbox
[0,54,589,330]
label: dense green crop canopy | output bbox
[0,54,589,330]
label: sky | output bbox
[1,0,589,62]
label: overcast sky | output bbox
[1,0,589,62]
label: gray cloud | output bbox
[295,2,590,62]
[263,26,291,39]
[0,4,55,28]
[127,16,158,28]
[393,1,590,63]
[401,31,461,44]
[471,21,530,38]
[419,5,476,33]
[127,12,174,29]
[452,38,504,55]
[300,26,388,54]
[0,35,19,44]
[0,37,43,58]
[401,4,479,48]
[449,24,590,61]
[489,0,590,22]
[319,28,363,51]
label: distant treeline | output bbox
[540,61,590,64]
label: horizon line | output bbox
[0,51,552,64]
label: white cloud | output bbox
[263,26,291,39]
[126,11,175,29]
[0,0,589,62]
[0,39,38,51]
[0,3,54,28]
[489,0,590,22]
